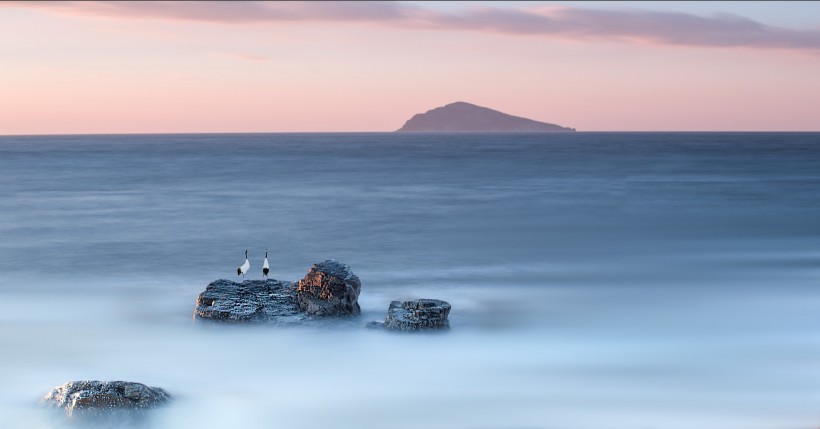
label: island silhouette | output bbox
[397,101,575,132]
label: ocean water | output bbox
[0,132,818,429]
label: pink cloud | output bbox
[5,1,413,23]
[4,1,820,51]
[233,53,270,62]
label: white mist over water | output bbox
[0,133,819,428]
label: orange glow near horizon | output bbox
[1,2,819,134]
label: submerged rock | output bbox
[194,279,302,324]
[297,260,361,317]
[42,380,170,418]
[369,299,451,331]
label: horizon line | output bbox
[2,130,819,137]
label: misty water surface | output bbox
[0,132,819,429]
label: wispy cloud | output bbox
[6,1,820,51]
[4,1,413,23]
[233,53,271,62]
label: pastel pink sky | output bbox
[2,1,820,133]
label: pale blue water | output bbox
[0,132,818,428]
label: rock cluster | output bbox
[39,261,455,423]
[369,299,451,331]
[194,260,452,332]
[42,380,170,418]
[194,260,361,323]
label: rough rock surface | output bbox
[194,279,303,324]
[42,380,170,417]
[369,299,451,331]
[297,260,361,316]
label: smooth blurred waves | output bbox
[0,132,818,429]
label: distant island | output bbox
[396,101,575,132]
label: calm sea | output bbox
[0,132,818,429]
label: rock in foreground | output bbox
[369,299,451,331]
[42,380,170,418]
[297,260,362,316]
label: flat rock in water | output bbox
[42,380,170,418]
[297,260,362,317]
[369,299,452,331]
[194,279,303,324]
[194,260,362,324]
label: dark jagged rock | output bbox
[297,260,361,317]
[42,380,170,418]
[194,279,303,324]
[369,299,452,331]
[396,101,575,132]
[194,261,362,324]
